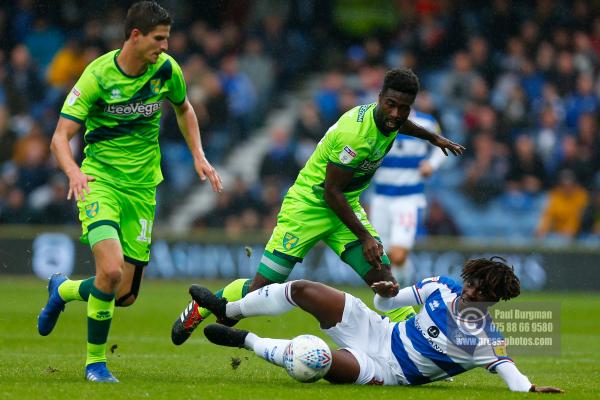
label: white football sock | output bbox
[228,282,297,319]
[245,333,290,367]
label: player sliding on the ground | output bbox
[192,257,562,392]
[172,68,465,345]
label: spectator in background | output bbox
[534,106,565,174]
[442,51,481,113]
[467,36,497,86]
[219,54,257,141]
[502,84,529,132]
[506,134,546,194]
[564,72,599,129]
[239,36,275,119]
[24,16,64,72]
[292,101,325,166]
[462,133,509,205]
[499,37,527,74]
[0,105,17,165]
[197,191,235,229]
[258,181,282,232]
[549,51,577,96]
[575,113,599,180]
[482,0,518,52]
[38,174,76,225]
[424,198,460,237]
[229,175,261,216]
[167,30,191,64]
[555,134,596,188]
[0,186,38,224]
[536,169,589,240]
[314,70,344,125]
[11,123,50,195]
[535,41,555,78]
[520,59,545,106]
[46,38,87,89]
[259,125,300,187]
[4,44,45,116]
[573,30,597,74]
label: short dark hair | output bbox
[461,256,521,302]
[381,68,420,97]
[124,1,172,40]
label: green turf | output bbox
[1,276,598,399]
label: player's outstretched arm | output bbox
[372,281,420,311]
[401,119,465,156]
[495,362,563,393]
[50,117,95,201]
[173,98,223,192]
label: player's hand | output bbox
[371,281,399,297]
[429,135,465,156]
[194,155,223,192]
[419,160,433,178]
[66,168,95,201]
[362,236,383,270]
[530,384,564,393]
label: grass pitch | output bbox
[1,276,598,399]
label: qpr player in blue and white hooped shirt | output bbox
[370,276,528,388]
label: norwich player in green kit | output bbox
[37,1,222,382]
[172,69,464,345]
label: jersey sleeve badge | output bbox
[339,145,357,164]
[67,87,81,106]
[492,339,508,357]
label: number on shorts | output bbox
[137,218,153,242]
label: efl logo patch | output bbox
[282,232,299,250]
[339,145,357,165]
[67,87,81,106]
[492,340,508,357]
[85,201,99,218]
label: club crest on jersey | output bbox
[150,78,162,94]
[339,145,357,165]
[85,201,99,218]
[282,232,299,250]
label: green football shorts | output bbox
[77,180,156,266]
[265,193,381,265]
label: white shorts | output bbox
[323,293,407,386]
[370,194,425,249]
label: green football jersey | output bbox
[289,103,398,205]
[60,49,186,188]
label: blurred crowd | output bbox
[1,0,600,242]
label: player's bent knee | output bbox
[289,280,321,302]
[100,268,123,288]
[324,349,360,384]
